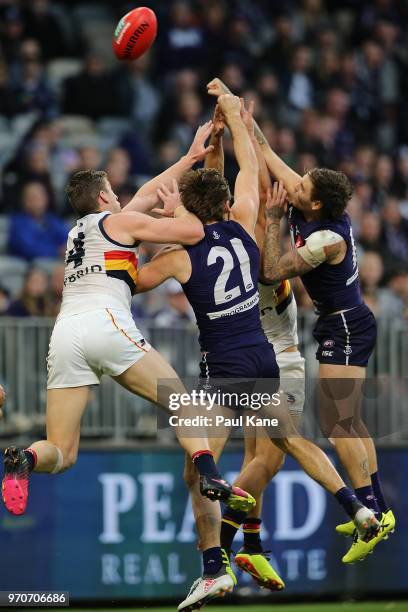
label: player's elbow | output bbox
[260,269,279,284]
[183,226,205,245]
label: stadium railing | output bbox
[0,315,406,445]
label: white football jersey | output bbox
[258,280,299,353]
[59,212,139,317]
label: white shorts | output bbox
[47,308,151,389]
[259,284,299,354]
[276,349,305,415]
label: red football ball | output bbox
[112,7,158,61]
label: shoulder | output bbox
[306,229,345,249]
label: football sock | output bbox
[335,486,362,518]
[355,484,380,517]
[192,450,220,479]
[24,449,37,472]
[371,471,388,513]
[203,546,223,575]
[221,508,247,551]
[243,517,263,553]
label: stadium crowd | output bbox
[0,0,407,320]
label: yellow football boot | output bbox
[234,550,285,591]
[222,549,237,586]
[337,509,395,538]
[342,510,395,564]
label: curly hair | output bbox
[178,168,231,224]
[308,168,353,220]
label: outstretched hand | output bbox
[187,121,215,162]
[265,182,288,221]
[153,179,182,217]
[217,93,241,117]
[207,77,230,98]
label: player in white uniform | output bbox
[2,125,255,535]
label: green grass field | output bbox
[61,603,408,612]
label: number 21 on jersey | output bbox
[207,238,254,305]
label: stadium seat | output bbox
[59,115,95,136]
[97,117,133,139]
[10,113,39,138]
[47,59,83,96]
[32,257,61,275]
[0,256,28,296]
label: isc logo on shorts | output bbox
[322,350,333,357]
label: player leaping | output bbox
[203,100,304,590]
[135,94,381,611]
[207,76,395,564]
[1,123,255,526]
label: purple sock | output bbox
[203,547,223,575]
[371,471,388,514]
[192,450,220,479]
[335,486,360,518]
[355,484,380,517]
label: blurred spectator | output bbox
[6,267,50,317]
[116,52,160,137]
[387,268,408,319]
[12,49,56,117]
[0,5,24,63]
[22,0,69,59]
[154,279,195,327]
[105,148,131,193]
[0,0,407,321]
[158,0,205,72]
[8,182,68,261]
[0,61,15,117]
[76,146,102,173]
[262,11,296,79]
[381,197,408,264]
[201,0,228,77]
[62,54,124,119]
[359,251,402,317]
[356,211,394,273]
[0,286,10,315]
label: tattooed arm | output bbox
[262,182,346,282]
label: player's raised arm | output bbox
[208,77,301,201]
[123,122,215,213]
[262,182,346,282]
[204,104,225,175]
[104,201,204,246]
[217,94,259,234]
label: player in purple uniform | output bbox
[136,94,381,610]
[207,76,395,564]
[260,139,395,565]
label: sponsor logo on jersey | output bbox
[323,339,335,348]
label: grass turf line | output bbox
[54,602,408,612]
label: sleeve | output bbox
[297,229,344,267]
